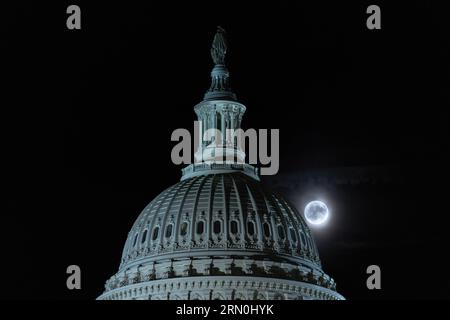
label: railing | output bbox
[181,163,260,180]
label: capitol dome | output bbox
[98,28,344,300]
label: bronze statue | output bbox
[211,26,228,65]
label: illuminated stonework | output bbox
[98,28,344,301]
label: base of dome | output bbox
[97,276,344,300]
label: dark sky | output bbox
[2,1,449,299]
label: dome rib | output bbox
[221,174,228,241]
[207,173,218,243]
[231,176,247,246]
[156,180,187,251]
[243,179,260,245]
[189,173,210,245]
[174,175,202,246]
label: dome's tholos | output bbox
[97,27,344,300]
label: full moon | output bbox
[304,201,329,225]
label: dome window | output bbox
[247,221,255,236]
[263,222,271,237]
[289,228,297,243]
[152,226,159,241]
[213,220,221,234]
[307,236,314,251]
[132,233,138,247]
[300,232,306,246]
[196,221,205,235]
[230,220,239,235]
[180,222,188,236]
[165,224,173,238]
[277,225,285,239]
[141,229,148,244]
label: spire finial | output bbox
[211,26,228,65]
[204,27,237,101]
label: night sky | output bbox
[2,1,450,300]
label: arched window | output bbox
[141,229,148,244]
[133,233,138,247]
[277,225,285,239]
[230,220,239,235]
[300,232,306,246]
[307,235,314,251]
[247,221,255,236]
[289,228,297,243]
[263,222,271,237]
[180,222,188,236]
[213,220,221,234]
[165,224,173,238]
[196,221,205,235]
[152,226,159,241]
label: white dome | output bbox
[98,27,343,301]
[98,172,343,300]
